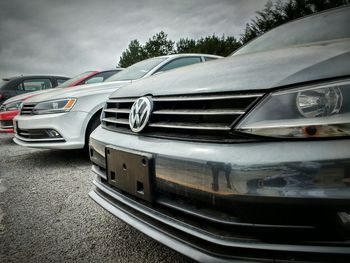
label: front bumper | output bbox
[89,126,350,262]
[13,111,90,149]
[0,110,18,133]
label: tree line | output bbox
[118,0,349,68]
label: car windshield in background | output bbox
[106,57,167,82]
[57,71,95,88]
[0,79,10,90]
[234,7,350,56]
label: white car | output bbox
[13,54,221,150]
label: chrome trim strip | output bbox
[103,109,130,114]
[107,98,136,103]
[18,132,42,136]
[21,106,35,109]
[152,94,263,102]
[149,122,231,131]
[14,134,65,142]
[0,125,13,129]
[102,117,129,125]
[152,109,245,115]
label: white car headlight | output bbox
[3,100,23,111]
[236,79,350,138]
[33,98,77,115]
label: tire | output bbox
[84,111,101,153]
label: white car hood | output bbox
[3,88,61,105]
[25,80,132,103]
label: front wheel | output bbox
[84,113,101,154]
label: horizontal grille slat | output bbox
[20,103,37,115]
[149,122,231,131]
[102,117,129,125]
[152,109,245,115]
[108,98,136,103]
[103,109,130,114]
[153,94,263,101]
[102,92,263,142]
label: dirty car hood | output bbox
[111,39,350,98]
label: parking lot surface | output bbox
[0,133,192,263]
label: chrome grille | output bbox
[102,93,263,141]
[20,103,37,115]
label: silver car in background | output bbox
[89,7,350,263]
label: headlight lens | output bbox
[296,87,343,117]
[33,98,77,114]
[2,100,22,111]
[236,79,350,138]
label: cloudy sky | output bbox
[0,0,268,78]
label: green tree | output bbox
[176,35,241,56]
[240,0,349,44]
[118,40,147,68]
[144,31,175,57]
[176,38,197,53]
[118,31,175,67]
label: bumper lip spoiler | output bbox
[89,190,241,263]
[89,177,350,260]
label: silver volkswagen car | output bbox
[89,7,350,262]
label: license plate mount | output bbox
[106,146,154,202]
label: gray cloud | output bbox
[0,0,268,78]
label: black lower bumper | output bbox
[89,176,350,263]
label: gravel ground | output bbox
[0,133,193,263]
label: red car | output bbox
[0,69,122,133]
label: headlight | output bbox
[2,100,22,111]
[33,98,77,115]
[236,79,350,138]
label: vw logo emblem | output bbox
[129,97,153,133]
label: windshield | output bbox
[234,7,350,56]
[106,57,167,82]
[0,79,10,90]
[57,71,95,88]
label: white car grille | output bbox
[20,103,37,115]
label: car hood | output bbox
[25,80,132,103]
[111,38,350,98]
[3,89,60,105]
